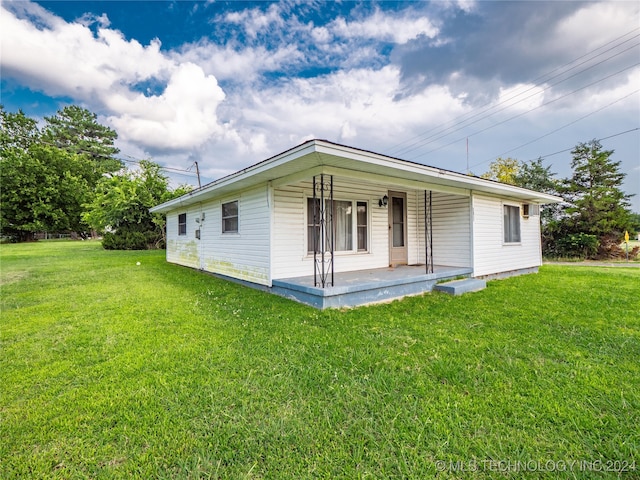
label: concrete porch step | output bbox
[434,278,486,295]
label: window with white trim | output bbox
[503,205,521,243]
[307,198,367,253]
[222,201,238,233]
[178,213,187,235]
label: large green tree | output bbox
[83,160,191,249]
[493,143,634,259]
[1,144,92,240]
[513,158,557,193]
[561,140,632,239]
[1,105,123,240]
[538,140,635,259]
[629,213,640,236]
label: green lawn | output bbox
[1,241,639,479]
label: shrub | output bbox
[555,233,599,259]
[102,230,158,250]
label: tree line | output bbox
[0,105,190,249]
[481,144,639,259]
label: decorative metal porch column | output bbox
[424,190,433,274]
[313,174,334,287]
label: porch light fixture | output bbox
[379,195,388,207]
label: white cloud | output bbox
[455,0,477,13]
[223,3,284,39]
[311,26,331,44]
[77,12,110,29]
[107,63,226,150]
[2,0,637,210]
[224,65,467,156]
[151,64,471,181]
[571,68,640,112]
[497,83,546,113]
[2,3,170,96]
[555,2,639,54]
[1,1,231,151]
[339,121,357,140]
[329,8,439,44]
[173,41,302,82]
[438,0,477,14]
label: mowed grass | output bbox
[1,241,638,479]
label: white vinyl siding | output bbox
[166,186,270,285]
[166,177,545,286]
[166,206,201,269]
[357,202,368,252]
[402,190,419,266]
[273,185,306,280]
[417,191,472,268]
[472,193,542,277]
[273,181,476,280]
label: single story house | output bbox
[150,140,561,308]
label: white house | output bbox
[150,140,561,308]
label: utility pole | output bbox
[194,161,201,188]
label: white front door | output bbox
[388,191,408,266]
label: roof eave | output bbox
[150,139,563,214]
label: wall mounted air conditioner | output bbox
[522,203,540,218]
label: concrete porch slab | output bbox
[271,265,473,309]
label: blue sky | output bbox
[2,1,639,210]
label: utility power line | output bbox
[119,155,198,177]
[470,89,640,170]
[399,51,639,159]
[408,61,640,160]
[519,128,640,164]
[386,27,640,158]
[387,27,639,156]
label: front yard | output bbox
[1,241,638,478]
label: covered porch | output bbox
[271,264,473,309]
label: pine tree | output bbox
[562,140,632,239]
[43,105,122,183]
